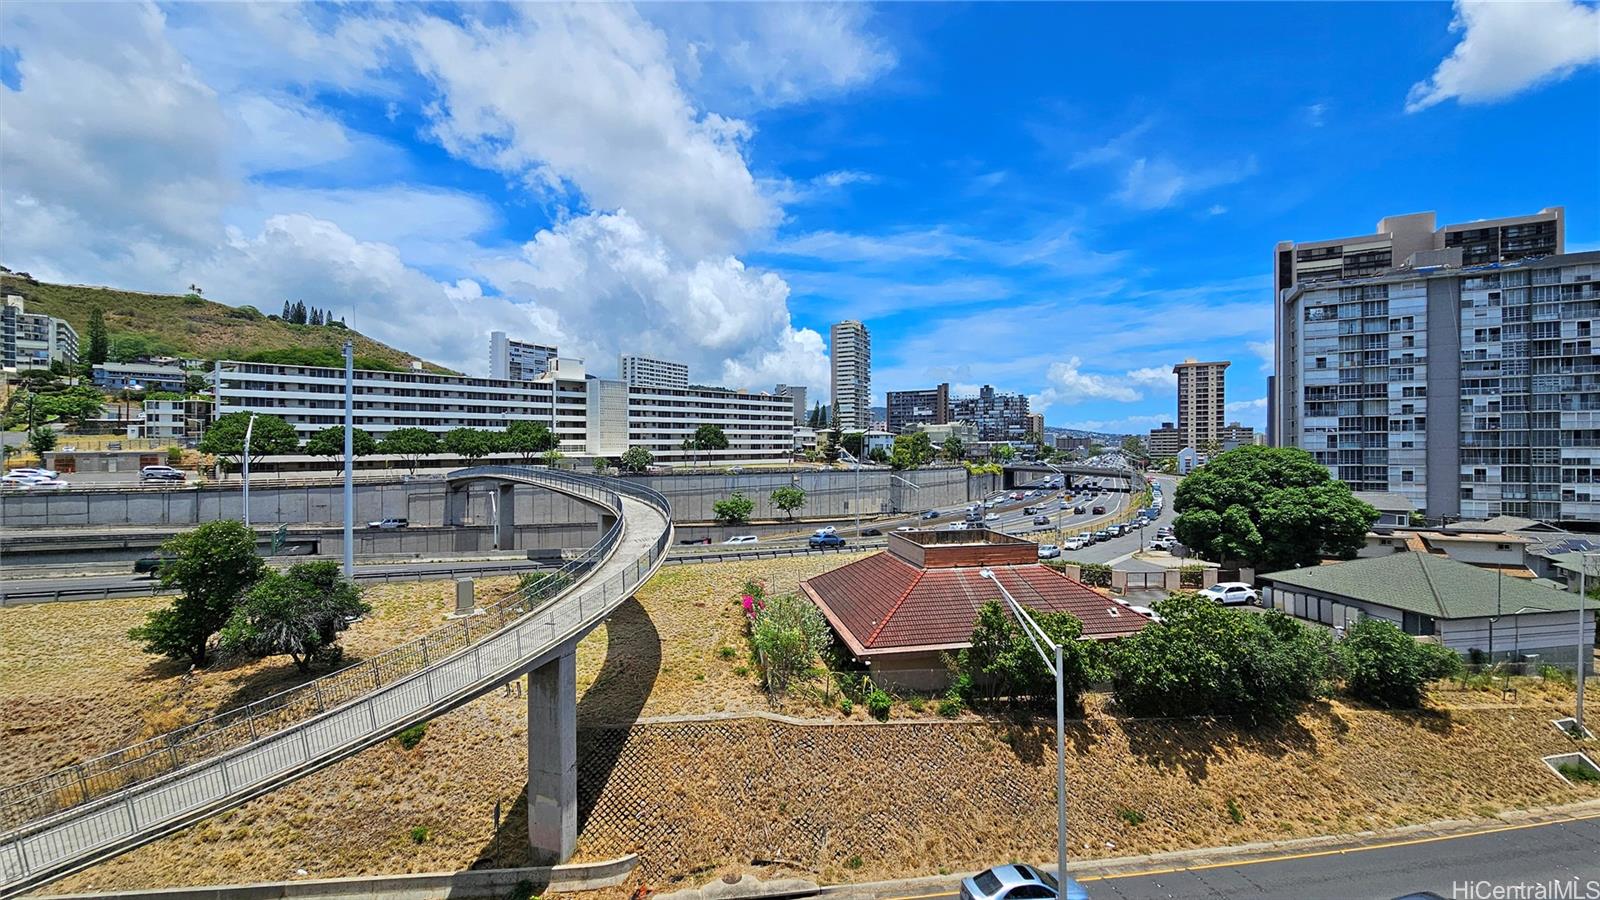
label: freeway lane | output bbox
[886,813,1600,900]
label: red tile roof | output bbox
[802,552,1150,657]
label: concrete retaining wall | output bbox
[635,467,973,522]
[33,854,638,900]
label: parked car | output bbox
[1148,537,1176,551]
[1037,543,1060,559]
[809,533,847,548]
[1064,536,1087,551]
[1094,529,1112,541]
[367,517,409,530]
[1092,505,1106,515]
[140,465,186,482]
[1032,515,1050,526]
[860,527,883,536]
[922,510,940,520]
[1200,581,1259,606]
[723,535,758,545]
[960,863,1087,900]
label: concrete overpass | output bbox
[1001,462,1140,490]
[0,466,673,897]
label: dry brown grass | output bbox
[14,556,1600,896]
[0,576,519,784]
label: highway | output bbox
[887,813,1600,900]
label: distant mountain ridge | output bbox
[0,270,456,374]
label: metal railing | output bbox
[0,466,673,891]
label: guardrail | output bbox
[0,467,671,882]
[664,540,886,566]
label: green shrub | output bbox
[166,446,183,466]
[1078,562,1112,587]
[1178,564,1206,589]
[507,879,540,900]
[409,825,430,844]
[1116,806,1146,826]
[839,697,853,716]
[749,592,832,695]
[1336,618,1462,708]
[955,601,1107,706]
[1109,592,1334,721]
[937,695,963,718]
[396,723,428,750]
[866,689,892,720]
[734,665,749,677]
[844,855,864,870]
[906,696,925,713]
[1541,664,1574,687]
[1557,761,1600,784]
[718,645,737,660]
[1226,797,1244,824]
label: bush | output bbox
[1116,806,1146,827]
[955,601,1106,707]
[1226,797,1244,824]
[1336,618,1462,708]
[839,698,853,716]
[718,645,737,660]
[396,723,428,750]
[409,825,430,844]
[1178,564,1206,589]
[937,695,963,718]
[1078,562,1112,587]
[1557,761,1600,784]
[713,491,755,524]
[748,592,832,694]
[866,688,892,720]
[166,446,184,466]
[906,696,925,713]
[1109,592,1334,722]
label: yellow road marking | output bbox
[878,811,1600,898]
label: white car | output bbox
[1200,581,1259,606]
[1064,536,1087,551]
[8,467,58,479]
[1037,543,1060,559]
[814,526,838,536]
[723,535,758,544]
[895,525,917,532]
[21,476,70,490]
[1148,537,1177,551]
[984,512,999,521]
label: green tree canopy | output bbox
[27,427,57,456]
[1336,617,1461,708]
[713,491,755,524]
[890,430,936,470]
[620,445,654,473]
[442,426,496,460]
[86,307,109,366]
[128,520,266,667]
[542,447,564,469]
[378,427,439,475]
[770,484,806,518]
[692,423,730,451]
[992,443,1017,462]
[840,431,865,459]
[1172,445,1378,571]
[749,591,832,694]
[198,412,300,473]
[219,561,370,672]
[942,435,965,462]
[36,385,104,428]
[1108,592,1334,722]
[955,601,1106,707]
[304,425,377,468]
[502,420,556,463]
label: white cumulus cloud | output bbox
[1406,0,1600,112]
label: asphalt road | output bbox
[894,814,1600,900]
[1057,475,1177,565]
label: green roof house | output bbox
[1261,551,1595,671]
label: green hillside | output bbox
[0,272,456,374]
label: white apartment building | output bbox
[210,358,795,463]
[489,331,558,381]
[2,295,78,371]
[619,354,689,388]
[830,320,872,431]
[626,384,794,463]
[143,397,213,442]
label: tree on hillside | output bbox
[128,520,265,667]
[1172,445,1378,571]
[378,427,439,475]
[620,445,654,473]
[1336,618,1461,708]
[86,307,109,366]
[442,426,495,461]
[304,425,377,472]
[502,420,556,464]
[220,561,370,672]
[27,427,56,457]
[770,484,806,518]
[37,386,104,428]
[713,491,754,524]
[198,412,300,475]
[955,601,1105,706]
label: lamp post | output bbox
[342,341,354,578]
[978,567,1067,887]
[839,446,862,537]
[1042,461,1067,540]
[1578,552,1593,735]
[241,412,259,529]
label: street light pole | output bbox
[342,341,355,578]
[978,568,1067,886]
[1579,553,1592,735]
[242,412,258,529]
[839,446,862,537]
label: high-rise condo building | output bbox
[775,384,808,426]
[619,354,689,389]
[951,385,1030,442]
[1147,422,1182,458]
[886,383,949,433]
[830,320,872,431]
[489,331,557,381]
[1027,412,1045,441]
[1273,235,1596,524]
[2,295,78,370]
[1271,207,1565,444]
[1175,359,1229,451]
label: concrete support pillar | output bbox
[527,648,577,865]
[496,484,516,550]
[598,511,618,538]
[444,484,468,528]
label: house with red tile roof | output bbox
[800,529,1153,690]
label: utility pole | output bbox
[343,341,355,578]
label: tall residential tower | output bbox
[830,320,872,431]
[1174,359,1229,451]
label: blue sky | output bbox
[3,1,1596,434]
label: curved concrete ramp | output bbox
[0,467,672,898]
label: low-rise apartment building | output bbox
[93,362,188,393]
[2,295,78,370]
